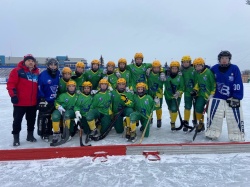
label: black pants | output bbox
[12,106,37,135]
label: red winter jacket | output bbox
[7,61,40,106]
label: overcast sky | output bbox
[0,0,250,70]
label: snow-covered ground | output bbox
[0,84,250,186]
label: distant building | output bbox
[0,55,88,68]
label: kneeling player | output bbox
[51,80,78,144]
[111,78,134,136]
[129,82,156,142]
[205,51,244,141]
[86,79,112,138]
[74,81,93,134]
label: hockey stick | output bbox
[192,99,209,141]
[75,119,92,146]
[139,106,155,144]
[170,81,192,131]
[88,107,125,142]
[50,112,70,146]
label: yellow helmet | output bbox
[170,61,180,68]
[134,52,144,59]
[193,57,205,66]
[76,61,85,68]
[66,80,76,87]
[136,82,147,89]
[118,58,127,64]
[82,81,92,88]
[117,78,126,84]
[107,61,115,67]
[152,60,161,67]
[181,55,192,62]
[99,79,109,85]
[91,59,101,64]
[62,67,72,74]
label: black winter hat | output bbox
[23,54,36,62]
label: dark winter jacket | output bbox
[6,61,40,106]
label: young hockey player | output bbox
[129,82,157,142]
[115,58,132,90]
[111,78,134,135]
[205,51,244,141]
[147,60,166,128]
[180,55,197,132]
[57,67,72,95]
[71,61,85,92]
[74,81,93,134]
[51,80,78,143]
[126,52,152,92]
[164,61,184,131]
[190,57,215,132]
[85,59,104,90]
[86,79,112,137]
[7,54,39,146]
[103,61,118,90]
[37,58,60,141]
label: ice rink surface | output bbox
[0,84,250,187]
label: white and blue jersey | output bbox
[211,64,243,100]
[38,70,60,103]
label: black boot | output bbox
[13,134,20,146]
[183,120,189,132]
[26,131,37,142]
[157,120,162,128]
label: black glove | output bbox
[227,98,240,108]
[11,96,18,104]
[190,90,198,97]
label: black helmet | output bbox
[46,58,58,76]
[218,51,232,61]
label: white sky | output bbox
[0,0,250,70]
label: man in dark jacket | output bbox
[7,54,40,146]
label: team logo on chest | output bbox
[229,73,234,82]
[145,99,149,105]
[47,79,52,84]
[203,75,207,81]
[65,98,69,103]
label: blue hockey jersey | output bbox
[38,70,60,103]
[211,64,243,100]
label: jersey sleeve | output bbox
[6,68,18,97]
[232,66,244,100]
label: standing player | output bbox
[190,58,215,132]
[147,60,166,128]
[71,62,85,92]
[180,55,196,132]
[126,53,152,92]
[103,61,118,90]
[37,58,60,141]
[164,61,184,131]
[205,51,244,141]
[115,58,132,90]
[85,59,103,90]
[57,67,72,95]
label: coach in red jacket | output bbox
[7,54,40,146]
